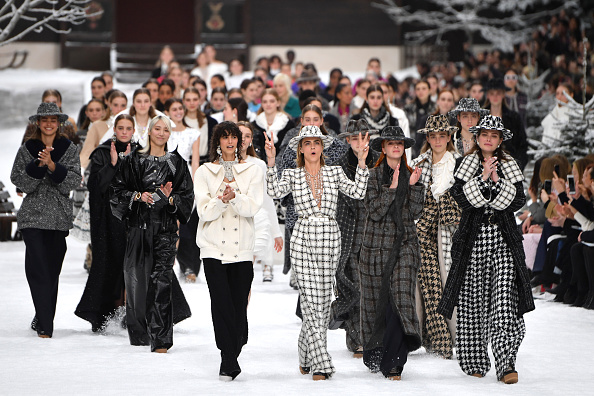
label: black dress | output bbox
[110,149,194,351]
[75,140,138,331]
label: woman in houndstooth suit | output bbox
[265,125,370,380]
[437,115,534,384]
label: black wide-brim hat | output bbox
[482,78,511,92]
[29,102,68,124]
[469,115,512,141]
[370,126,415,152]
[337,119,378,138]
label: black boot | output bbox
[572,293,587,307]
[545,281,569,295]
[583,293,594,310]
[564,286,578,304]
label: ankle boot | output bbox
[564,286,578,304]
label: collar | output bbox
[203,161,254,175]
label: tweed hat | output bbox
[448,97,489,118]
[482,78,511,92]
[29,102,68,124]
[469,115,512,141]
[337,119,378,139]
[370,126,415,152]
[288,125,333,151]
[417,114,459,135]
[296,69,320,83]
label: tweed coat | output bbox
[332,147,380,322]
[410,149,462,273]
[359,162,425,352]
[437,152,535,320]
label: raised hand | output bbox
[357,132,370,168]
[409,167,422,185]
[552,171,566,195]
[110,142,118,166]
[124,143,131,156]
[482,157,498,181]
[160,181,173,198]
[263,131,276,167]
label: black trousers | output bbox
[124,224,178,351]
[363,303,408,377]
[203,258,253,372]
[571,243,594,295]
[177,209,201,275]
[22,228,68,337]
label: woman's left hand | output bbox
[221,184,235,203]
[38,146,55,171]
[160,181,173,197]
[409,167,422,185]
[357,132,370,168]
[274,237,283,252]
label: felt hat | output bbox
[370,126,415,152]
[29,102,68,124]
[482,78,511,92]
[417,114,459,135]
[288,125,333,151]
[448,97,489,118]
[337,119,378,139]
[469,115,512,141]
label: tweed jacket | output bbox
[410,149,462,272]
[332,147,380,319]
[360,163,425,351]
[437,152,535,320]
[11,137,81,231]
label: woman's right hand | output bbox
[482,157,498,181]
[263,131,276,167]
[141,192,154,205]
[110,142,118,166]
[390,164,400,189]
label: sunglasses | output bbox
[505,75,518,81]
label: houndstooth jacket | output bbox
[437,152,535,320]
[410,149,462,273]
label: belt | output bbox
[299,215,334,223]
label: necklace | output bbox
[461,136,474,154]
[220,156,238,181]
[304,167,323,208]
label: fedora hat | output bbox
[288,125,333,151]
[417,114,458,135]
[482,78,511,92]
[370,126,415,152]
[296,69,320,84]
[337,119,378,139]
[469,115,512,141]
[29,102,68,124]
[448,97,489,118]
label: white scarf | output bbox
[431,150,456,202]
[255,112,289,143]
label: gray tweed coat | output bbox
[359,162,425,352]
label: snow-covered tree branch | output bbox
[372,0,580,52]
[0,0,103,47]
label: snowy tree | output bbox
[372,0,580,52]
[0,0,102,47]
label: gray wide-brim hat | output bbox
[29,102,68,124]
[448,97,489,118]
[417,114,459,135]
[370,126,415,152]
[288,125,333,151]
[337,119,378,139]
[469,115,512,141]
[296,69,320,83]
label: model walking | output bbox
[266,125,370,380]
[438,115,534,384]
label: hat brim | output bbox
[417,126,459,135]
[296,77,320,84]
[370,136,415,152]
[288,134,333,151]
[448,108,490,118]
[469,126,512,141]
[29,113,68,124]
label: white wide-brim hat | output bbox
[287,125,333,151]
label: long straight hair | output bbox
[139,115,173,155]
[374,141,414,173]
[129,88,157,119]
[182,87,206,128]
[236,121,257,157]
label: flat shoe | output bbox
[154,348,167,353]
[470,373,484,378]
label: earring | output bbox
[111,133,116,142]
[216,145,222,156]
[235,147,240,160]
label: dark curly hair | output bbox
[209,121,244,162]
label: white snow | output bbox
[1,69,593,396]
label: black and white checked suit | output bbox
[267,165,369,375]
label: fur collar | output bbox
[255,112,290,143]
[25,137,71,162]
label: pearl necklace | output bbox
[220,156,238,181]
[304,167,323,207]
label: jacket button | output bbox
[235,242,238,245]
[234,215,238,218]
[234,255,238,258]
[223,228,225,231]
[234,228,237,231]
[221,253,224,257]
[222,241,225,244]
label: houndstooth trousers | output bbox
[457,221,526,380]
[293,217,340,375]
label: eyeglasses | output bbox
[505,75,518,81]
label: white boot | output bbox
[262,263,273,282]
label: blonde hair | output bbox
[273,73,292,105]
[139,115,173,155]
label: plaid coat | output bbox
[437,152,535,320]
[359,163,425,352]
[332,148,380,321]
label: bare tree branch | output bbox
[0,0,103,47]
